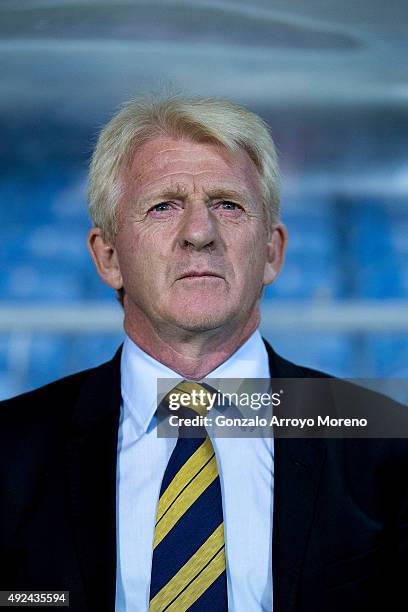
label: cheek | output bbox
[232,230,268,277]
[116,227,168,283]
[115,230,144,281]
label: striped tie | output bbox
[149,382,228,611]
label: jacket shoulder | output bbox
[263,338,331,379]
[0,361,110,425]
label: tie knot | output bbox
[164,381,217,417]
[158,381,218,439]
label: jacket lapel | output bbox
[65,347,122,612]
[265,341,327,612]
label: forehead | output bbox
[122,135,262,198]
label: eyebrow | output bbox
[204,188,253,204]
[136,184,188,208]
[137,185,254,208]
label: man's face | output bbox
[93,136,286,335]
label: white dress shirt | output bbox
[115,330,274,611]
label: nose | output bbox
[178,203,218,252]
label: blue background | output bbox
[1,1,408,398]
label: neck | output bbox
[123,307,260,379]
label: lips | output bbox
[178,271,223,279]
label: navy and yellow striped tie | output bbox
[149,382,228,611]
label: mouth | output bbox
[178,271,224,280]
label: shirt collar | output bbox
[120,329,270,439]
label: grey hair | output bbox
[87,95,280,243]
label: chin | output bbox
[169,307,235,333]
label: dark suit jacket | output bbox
[0,341,407,612]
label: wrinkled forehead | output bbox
[121,135,263,199]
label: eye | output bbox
[147,201,178,217]
[150,202,171,212]
[221,201,238,209]
[214,200,244,214]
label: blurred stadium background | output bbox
[1,0,408,399]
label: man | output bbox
[0,96,406,612]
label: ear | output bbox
[263,223,288,286]
[87,227,123,290]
